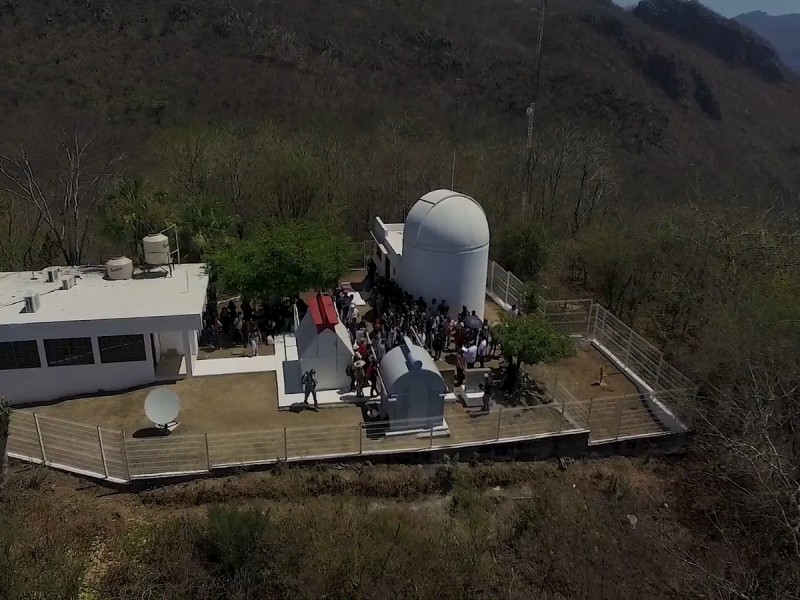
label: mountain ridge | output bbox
[735,10,800,75]
[0,0,799,202]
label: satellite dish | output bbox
[144,387,181,432]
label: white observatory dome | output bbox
[403,190,490,253]
[399,190,491,318]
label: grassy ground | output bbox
[30,373,362,436]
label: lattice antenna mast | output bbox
[523,0,548,208]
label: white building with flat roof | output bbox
[0,264,208,405]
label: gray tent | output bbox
[379,336,446,432]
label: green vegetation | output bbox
[0,0,799,596]
[493,313,576,366]
[207,221,354,299]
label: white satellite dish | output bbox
[144,387,181,433]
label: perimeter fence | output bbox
[7,388,588,483]
[7,259,697,483]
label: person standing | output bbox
[301,369,318,409]
[213,317,223,350]
[477,336,488,368]
[233,311,243,345]
[455,350,467,387]
[432,328,444,361]
[480,373,493,413]
[366,359,379,398]
[463,341,478,369]
[354,359,366,398]
[249,324,262,357]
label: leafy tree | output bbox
[207,220,354,299]
[494,222,552,281]
[0,397,10,489]
[103,177,174,254]
[493,312,576,366]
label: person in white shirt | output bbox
[477,337,488,368]
[462,342,478,368]
[347,300,359,322]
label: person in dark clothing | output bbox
[432,329,444,361]
[301,369,318,408]
[480,373,493,412]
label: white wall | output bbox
[2,332,155,405]
[400,244,489,319]
[159,331,185,355]
[0,314,203,406]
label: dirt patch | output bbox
[529,343,665,441]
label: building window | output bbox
[43,337,95,367]
[98,335,147,364]
[0,340,41,370]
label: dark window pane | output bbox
[43,338,94,367]
[0,340,41,370]
[98,335,146,364]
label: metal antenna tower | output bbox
[523,0,548,208]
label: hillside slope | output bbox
[736,11,800,75]
[1,0,800,200]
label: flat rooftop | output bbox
[385,228,404,256]
[0,263,208,325]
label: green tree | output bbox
[493,313,575,366]
[494,222,552,281]
[103,177,174,254]
[207,220,354,299]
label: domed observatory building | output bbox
[379,336,447,434]
[371,189,490,318]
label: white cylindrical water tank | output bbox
[142,233,170,265]
[399,190,490,319]
[106,256,134,280]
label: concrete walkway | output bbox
[193,355,279,376]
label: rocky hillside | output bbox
[736,10,800,75]
[1,0,800,200]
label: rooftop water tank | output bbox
[106,256,134,280]
[142,233,170,266]
[399,190,490,318]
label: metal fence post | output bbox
[358,424,363,455]
[496,406,503,441]
[551,376,558,403]
[655,356,664,391]
[489,261,496,295]
[587,397,594,430]
[624,328,633,369]
[120,430,131,481]
[97,426,108,478]
[283,427,288,460]
[591,305,599,341]
[599,307,607,345]
[204,433,212,471]
[613,397,624,441]
[504,272,511,306]
[429,426,434,449]
[585,302,593,339]
[33,413,47,464]
[560,387,566,433]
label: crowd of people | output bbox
[199,294,305,357]
[326,273,503,411]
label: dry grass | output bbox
[0,456,755,600]
[29,373,362,436]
